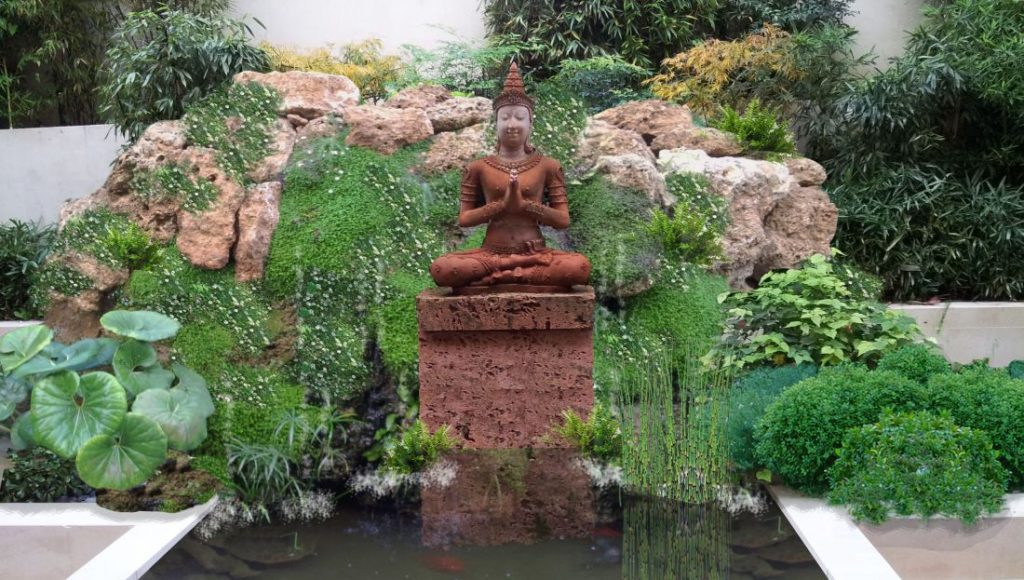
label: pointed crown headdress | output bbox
[493,62,533,114]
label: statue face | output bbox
[496,105,532,151]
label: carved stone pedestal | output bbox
[417,287,595,448]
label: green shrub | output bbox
[382,420,454,474]
[567,177,660,299]
[712,99,795,153]
[0,447,91,502]
[1009,360,1024,380]
[649,173,728,268]
[876,343,950,385]
[716,0,854,36]
[623,270,728,375]
[172,323,236,381]
[708,253,923,369]
[828,410,1008,525]
[554,402,622,464]
[553,56,652,113]
[0,219,55,320]
[927,368,1024,489]
[755,365,927,494]
[726,364,817,472]
[98,6,270,141]
[397,35,538,97]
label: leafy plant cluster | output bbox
[554,402,623,464]
[131,163,220,214]
[0,446,90,502]
[381,420,454,475]
[553,56,653,113]
[0,310,215,491]
[263,40,403,103]
[648,173,728,268]
[0,219,55,320]
[828,410,1008,525]
[753,348,1024,522]
[98,5,270,141]
[712,99,795,153]
[398,35,543,98]
[708,253,923,369]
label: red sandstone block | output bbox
[418,288,595,448]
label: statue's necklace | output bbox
[485,152,542,175]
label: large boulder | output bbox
[233,71,359,120]
[175,148,248,270]
[784,157,828,187]
[235,181,282,283]
[384,85,451,110]
[573,119,654,176]
[344,105,434,155]
[591,154,671,207]
[249,118,297,183]
[420,123,490,175]
[659,148,835,288]
[42,252,129,342]
[427,97,492,133]
[593,100,741,156]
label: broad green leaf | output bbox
[0,375,29,421]
[114,340,174,398]
[0,325,53,373]
[100,310,181,342]
[32,371,128,458]
[170,363,215,418]
[76,413,168,490]
[11,412,35,450]
[133,388,208,450]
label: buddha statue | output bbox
[429,63,591,292]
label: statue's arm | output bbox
[457,164,502,228]
[524,161,571,229]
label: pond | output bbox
[145,450,824,579]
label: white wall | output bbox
[847,0,926,67]
[890,303,1024,367]
[0,125,126,225]
[231,0,486,55]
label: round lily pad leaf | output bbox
[32,371,128,459]
[0,324,53,373]
[76,413,168,490]
[113,340,174,398]
[11,412,36,451]
[171,363,215,418]
[100,310,181,342]
[133,388,209,451]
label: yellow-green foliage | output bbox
[262,40,403,102]
[555,401,622,464]
[646,25,798,114]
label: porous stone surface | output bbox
[235,181,282,283]
[659,148,836,288]
[385,85,452,110]
[296,114,345,142]
[419,123,490,174]
[784,157,828,186]
[175,148,247,270]
[421,449,595,546]
[418,288,595,448]
[427,97,493,133]
[593,99,742,156]
[249,118,297,183]
[344,105,434,155]
[652,124,742,157]
[42,252,129,342]
[574,118,655,176]
[233,70,359,119]
[592,154,671,207]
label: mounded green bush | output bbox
[755,365,928,494]
[927,368,1024,489]
[568,177,660,300]
[373,270,433,381]
[876,343,950,384]
[727,364,818,472]
[172,323,236,381]
[829,410,1008,524]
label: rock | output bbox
[234,182,282,283]
[592,154,671,207]
[175,148,247,270]
[784,157,828,186]
[344,105,434,154]
[42,252,129,342]
[594,99,742,156]
[233,70,359,120]
[574,119,654,176]
[427,97,493,133]
[651,125,742,157]
[385,85,451,109]
[286,113,308,128]
[659,148,797,289]
[248,118,296,183]
[297,115,345,142]
[419,123,490,174]
[763,185,838,273]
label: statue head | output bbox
[493,63,535,154]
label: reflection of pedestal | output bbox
[417,287,595,448]
[421,449,595,547]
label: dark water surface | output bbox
[147,452,824,579]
